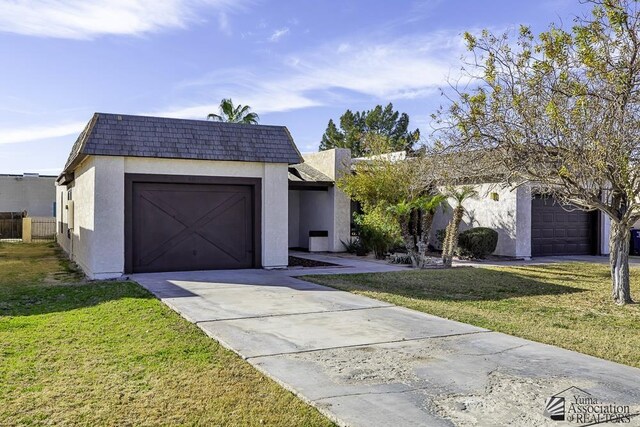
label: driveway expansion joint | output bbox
[311,385,435,402]
[459,343,529,356]
[192,304,394,324]
[246,330,493,360]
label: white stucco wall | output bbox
[298,189,333,249]
[300,149,351,252]
[0,174,56,216]
[262,163,289,267]
[430,183,531,257]
[601,214,612,255]
[57,155,290,278]
[515,185,532,258]
[56,156,97,276]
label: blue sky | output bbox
[0,0,587,175]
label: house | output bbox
[0,173,56,217]
[429,183,611,258]
[56,113,350,279]
[350,152,611,259]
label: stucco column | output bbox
[515,185,532,258]
[262,163,289,267]
[302,148,351,252]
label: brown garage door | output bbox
[127,177,259,273]
[531,195,596,256]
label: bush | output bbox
[457,227,499,259]
[353,209,401,259]
[341,237,368,256]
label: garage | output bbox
[125,175,261,273]
[56,113,300,279]
[531,194,596,256]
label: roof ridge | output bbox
[94,112,289,130]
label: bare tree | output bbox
[434,0,640,304]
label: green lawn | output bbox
[304,263,640,368]
[0,243,332,426]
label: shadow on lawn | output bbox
[306,266,587,302]
[0,281,154,317]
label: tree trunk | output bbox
[442,206,464,268]
[609,221,634,305]
[420,211,435,254]
[399,217,420,268]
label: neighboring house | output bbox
[56,113,350,279]
[350,152,611,259]
[429,183,611,258]
[0,173,56,217]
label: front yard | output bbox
[304,263,640,368]
[0,243,332,426]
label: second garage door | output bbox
[531,195,596,256]
[128,180,257,273]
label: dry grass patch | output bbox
[0,243,332,426]
[303,263,640,368]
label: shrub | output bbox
[341,237,368,256]
[353,209,401,259]
[342,238,359,254]
[457,227,499,259]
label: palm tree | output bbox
[387,200,419,266]
[414,193,447,253]
[207,98,259,124]
[441,186,478,268]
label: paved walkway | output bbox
[132,255,640,427]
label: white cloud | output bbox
[218,11,231,36]
[1,31,468,145]
[0,0,245,39]
[0,121,86,145]
[165,31,468,118]
[269,27,290,42]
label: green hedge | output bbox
[457,227,498,259]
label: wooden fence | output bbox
[0,218,22,240]
[22,217,56,242]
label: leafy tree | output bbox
[338,152,444,266]
[434,0,640,304]
[320,103,420,156]
[207,98,259,124]
[441,186,478,268]
[353,208,401,259]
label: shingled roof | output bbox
[60,113,303,178]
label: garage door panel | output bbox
[151,233,246,271]
[531,195,595,256]
[130,181,256,273]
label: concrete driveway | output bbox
[132,258,640,427]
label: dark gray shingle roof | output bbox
[288,163,332,182]
[62,113,303,175]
